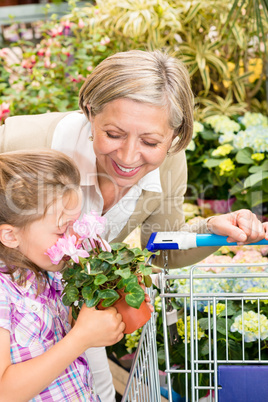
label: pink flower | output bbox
[45,243,65,264]
[98,238,112,253]
[70,74,84,83]
[78,18,85,29]
[49,25,63,37]
[0,102,10,121]
[0,48,9,58]
[58,235,89,263]
[46,235,89,265]
[73,212,106,240]
[100,37,110,46]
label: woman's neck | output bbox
[98,176,130,214]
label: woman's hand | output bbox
[263,222,268,239]
[207,209,266,244]
[137,275,154,312]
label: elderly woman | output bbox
[0,50,266,401]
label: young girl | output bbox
[0,150,124,401]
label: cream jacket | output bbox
[0,112,217,268]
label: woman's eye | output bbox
[143,141,158,147]
[106,132,121,139]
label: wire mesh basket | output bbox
[122,260,268,402]
[160,261,268,402]
[122,233,268,401]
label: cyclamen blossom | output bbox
[46,235,89,265]
[73,212,106,240]
[45,243,65,265]
[58,235,89,263]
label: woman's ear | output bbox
[0,225,20,248]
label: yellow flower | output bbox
[219,246,231,254]
[245,287,268,305]
[248,58,263,83]
[251,153,265,162]
[176,316,205,343]
[204,303,225,316]
[212,144,234,157]
[219,158,235,176]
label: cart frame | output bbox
[123,260,268,401]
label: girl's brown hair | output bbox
[0,149,81,285]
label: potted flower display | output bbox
[46,211,156,334]
[186,113,268,219]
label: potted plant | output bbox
[46,211,156,333]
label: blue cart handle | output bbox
[146,232,268,252]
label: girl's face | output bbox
[90,98,175,189]
[15,189,82,272]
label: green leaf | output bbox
[99,295,120,307]
[85,292,101,307]
[99,289,119,299]
[125,284,145,309]
[98,289,120,308]
[65,286,79,302]
[144,275,152,287]
[98,251,115,262]
[110,242,128,251]
[139,265,152,276]
[62,294,73,306]
[117,275,138,289]
[115,249,135,265]
[244,171,268,188]
[62,267,75,281]
[89,258,104,274]
[94,274,108,286]
[82,286,95,300]
[198,317,210,330]
[236,148,254,164]
[114,267,131,279]
[200,129,218,141]
[200,339,210,356]
[229,181,244,195]
[204,158,225,168]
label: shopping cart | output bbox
[122,233,268,402]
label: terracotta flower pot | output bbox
[98,289,152,334]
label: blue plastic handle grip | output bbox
[146,232,268,251]
[196,234,268,247]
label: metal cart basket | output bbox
[122,233,268,402]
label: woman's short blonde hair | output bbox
[79,50,194,153]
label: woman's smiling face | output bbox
[90,98,175,189]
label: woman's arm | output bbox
[140,151,266,268]
[0,305,124,401]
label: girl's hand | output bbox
[207,209,265,244]
[72,305,125,349]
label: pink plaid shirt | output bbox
[0,268,100,401]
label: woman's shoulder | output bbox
[0,110,80,152]
[159,149,187,175]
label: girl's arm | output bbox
[0,305,124,401]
